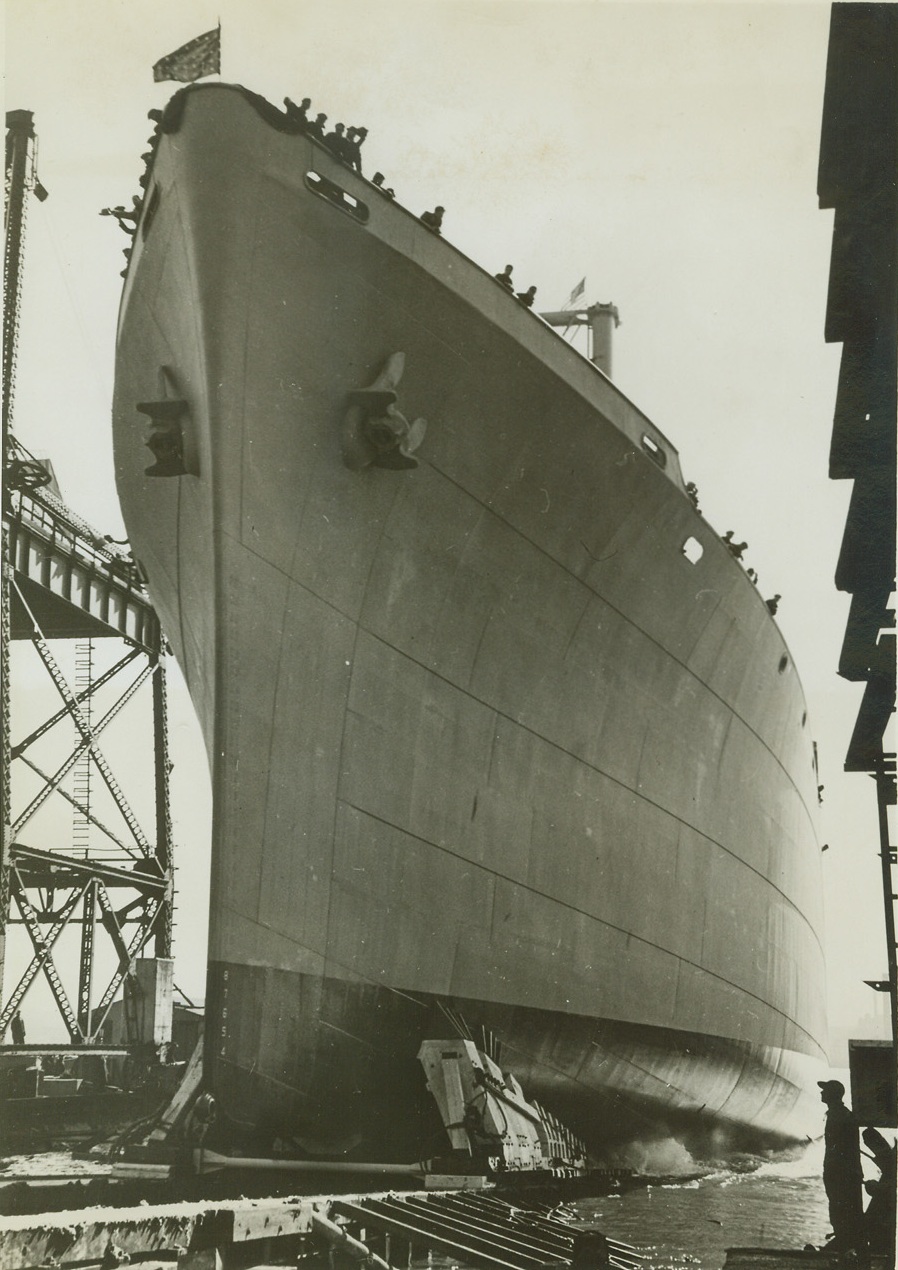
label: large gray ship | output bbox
[112,83,827,1161]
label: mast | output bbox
[539,301,621,378]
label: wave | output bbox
[612,1136,702,1176]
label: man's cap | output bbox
[818,1079,845,1097]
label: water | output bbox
[573,1139,834,1270]
[409,1143,840,1270]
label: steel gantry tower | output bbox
[2,108,177,1048]
[1,455,176,1044]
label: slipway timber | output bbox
[0,1187,645,1270]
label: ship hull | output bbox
[205,961,822,1157]
[113,86,827,1158]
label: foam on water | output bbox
[614,1136,701,1177]
[575,1141,833,1270]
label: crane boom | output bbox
[4,109,47,445]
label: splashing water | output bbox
[614,1136,703,1178]
[575,1141,833,1270]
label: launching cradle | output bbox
[418,1039,587,1175]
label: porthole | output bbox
[681,536,704,564]
[778,654,789,673]
[642,434,667,468]
[305,171,369,223]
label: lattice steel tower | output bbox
[2,109,177,1047]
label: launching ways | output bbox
[0,1031,632,1270]
[0,451,176,1049]
[0,1189,644,1270]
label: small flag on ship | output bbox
[566,277,586,307]
[153,25,221,83]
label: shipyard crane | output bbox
[1,111,178,1066]
[3,109,48,450]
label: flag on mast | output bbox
[153,26,221,83]
[565,276,586,308]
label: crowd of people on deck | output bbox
[279,96,540,305]
[284,97,368,172]
[104,91,543,308]
[101,87,821,623]
[711,525,782,613]
[100,107,169,274]
[684,492,782,614]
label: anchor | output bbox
[342,352,427,471]
[136,366,198,477]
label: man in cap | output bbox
[420,206,445,234]
[283,96,312,133]
[818,1078,865,1254]
[346,127,367,174]
[372,173,395,199]
[324,123,350,162]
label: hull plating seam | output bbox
[219,521,821,956]
[221,459,817,837]
[220,785,823,1057]
[426,459,815,821]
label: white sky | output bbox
[4,1,893,1053]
